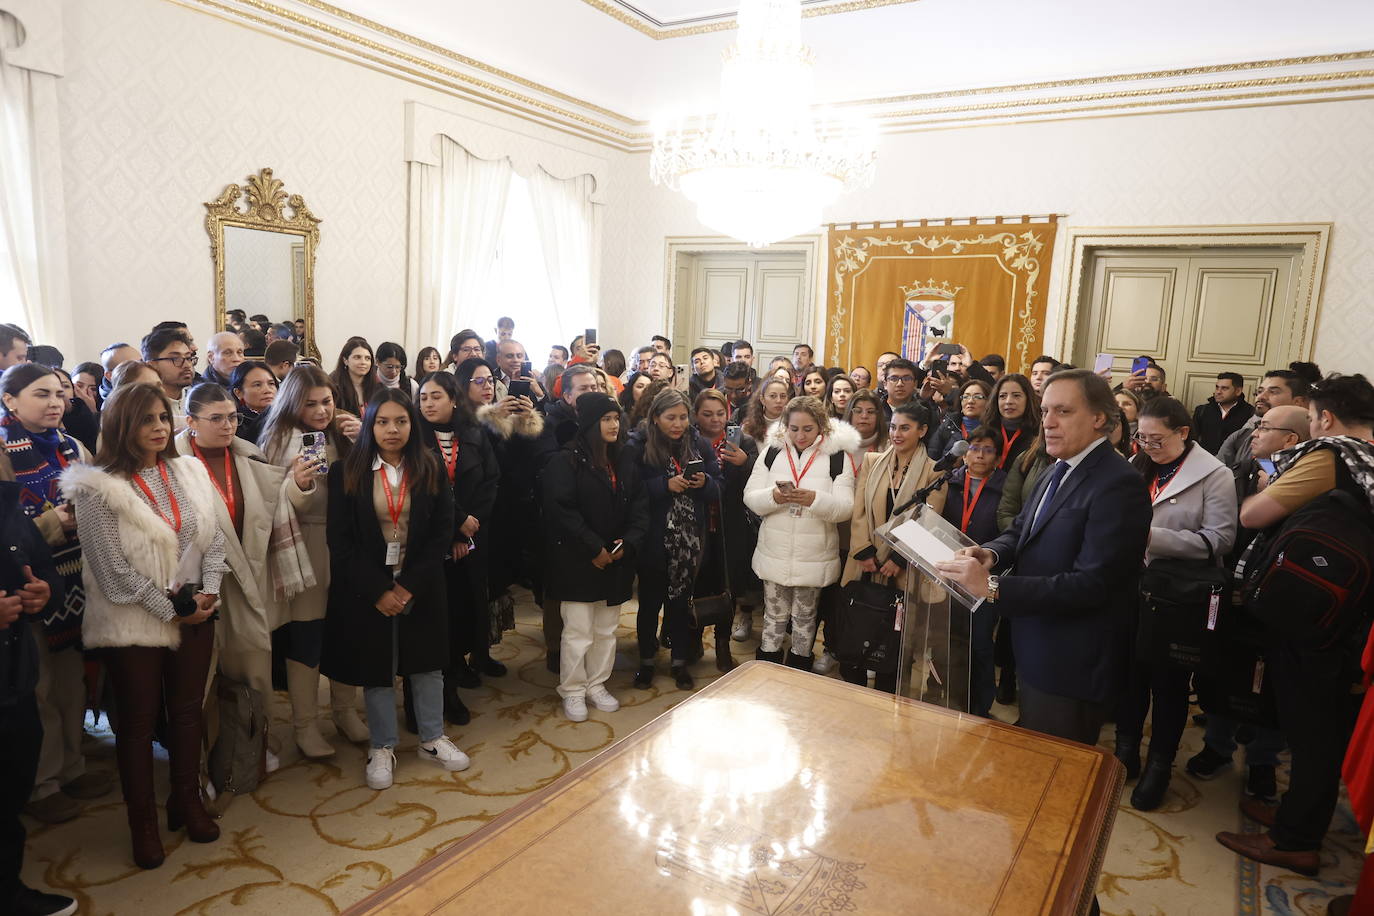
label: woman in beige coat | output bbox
[839,402,948,693]
[256,366,365,758]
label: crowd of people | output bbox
[0,313,1372,916]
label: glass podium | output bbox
[874,504,985,710]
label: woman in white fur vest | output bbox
[61,383,229,870]
[743,396,858,670]
[176,382,320,779]
[256,365,368,759]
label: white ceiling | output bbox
[324,0,1374,121]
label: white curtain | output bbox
[405,137,512,355]
[0,11,56,342]
[526,168,598,351]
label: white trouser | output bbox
[558,601,618,699]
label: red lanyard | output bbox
[999,428,1022,468]
[671,458,683,477]
[1149,475,1168,502]
[785,436,824,486]
[607,463,617,491]
[439,437,459,483]
[849,454,859,477]
[191,439,237,528]
[961,475,989,533]
[378,464,409,539]
[133,461,182,532]
[711,432,726,460]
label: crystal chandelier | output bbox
[649,0,878,248]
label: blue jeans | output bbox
[1203,713,1284,768]
[362,618,444,748]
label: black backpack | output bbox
[1243,467,1374,651]
[762,445,846,480]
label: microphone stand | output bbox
[893,469,955,518]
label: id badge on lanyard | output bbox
[385,541,401,567]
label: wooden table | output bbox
[346,662,1123,915]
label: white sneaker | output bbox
[732,613,752,642]
[418,736,471,772]
[586,685,620,712]
[813,651,837,674]
[562,695,588,722]
[366,746,396,789]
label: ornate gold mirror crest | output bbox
[205,167,321,359]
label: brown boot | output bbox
[166,665,220,845]
[1215,830,1319,876]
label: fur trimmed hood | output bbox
[762,418,862,456]
[477,403,545,440]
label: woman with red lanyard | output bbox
[321,389,466,791]
[176,382,318,781]
[1115,396,1236,812]
[624,388,721,690]
[62,382,228,869]
[0,364,109,826]
[416,371,499,728]
[939,427,1007,717]
[980,373,1041,472]
[693,389,758,668]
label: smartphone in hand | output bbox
[508,379,532,399]
[1094,353,1113,374]
[934,342,961,357]
[683,458,705,478]
[725,425,743,447]
[300,431,328,474]
[1131,355,1151,375]
[585,328,598,346]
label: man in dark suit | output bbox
[939,369,1152,745]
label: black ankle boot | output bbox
[442,679,471,726]
[1114,735,1141,781]
[1130,754,1172,811]
[755,648,784,664]
[785,652,813,672]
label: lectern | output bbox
[875,503,984,709]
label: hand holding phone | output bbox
[683,458,705,478]
[1094,353,1114,374]
[508,379,532,399]
[934,342,961,357]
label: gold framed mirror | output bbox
[205,167,321,359]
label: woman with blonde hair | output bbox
[256,365,367,758]
[743,396,857,670]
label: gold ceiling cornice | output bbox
[169,0,1374,152]
[577,0,923,40]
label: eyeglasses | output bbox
[1131,433,1175,449]
[378,363,404,372]
[886,375,915,384]
[1255,422,1302,436]
[967,446,997,456]
[457,346,483,357]
[193,412,242,427]
[960,393,987,402]
[469,377,494,387]
[152,354,198,368]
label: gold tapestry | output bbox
[827,218,1060,377]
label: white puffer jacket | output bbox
[744,420,859,587]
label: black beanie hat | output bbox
[576,392,620,435]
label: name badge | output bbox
[385,541,401,566]
[1206,592,1220,631]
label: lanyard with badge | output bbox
[785,437,823,517]
[379,464,408,568]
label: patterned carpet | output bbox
[20,589,1363,914]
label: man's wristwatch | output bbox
[986,575,1000,603]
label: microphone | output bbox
[933,439,970,472]
[893,441,968,516]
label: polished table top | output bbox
[346,662,1123,915]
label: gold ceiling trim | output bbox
[577,0,922,39]
[835,49,1374,107]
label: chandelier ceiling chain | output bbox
[649,0,879,248]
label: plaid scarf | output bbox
[268,473,316,601]
[0,416,84,650]
[1233,435,1374,593]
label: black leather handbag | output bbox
[833,575,904,673]
[690,510,735,630]
[1136,556,1229,669]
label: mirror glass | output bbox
[223,226,307,322]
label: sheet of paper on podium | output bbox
[878,504,985,611]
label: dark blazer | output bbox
[321,462,455,687]
[623,428,723,573]
[0,481,61,705]
[982,440,1151,704]
[1192,397,1255,455]
[542,442,648,605]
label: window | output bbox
[479,174,569,361]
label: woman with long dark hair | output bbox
[416,371,500,725]
[229,360,278,445]
[375,341,419,398]
[798,366,828,399]
[416,346,444,376]
[741,377,792,444]
[322,389,466,790]
[1,364,108,823]
[981,373,1040,471]
[624,388,721,690]
[544,393,647,720]
[1115,396,1236,811]
[329,336,378,418]
[823,373,856,419]
[62,383,227,869]
[257,365,366,758]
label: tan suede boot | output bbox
[286,660,334,758]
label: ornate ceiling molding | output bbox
[576,0,923,39]
[171,0,1374,152]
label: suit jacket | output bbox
[983,440,1151,704]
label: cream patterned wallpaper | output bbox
[601,101,1374,376]
[55,0,1373,379]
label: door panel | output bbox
[1100,268,1180,356]
[699,267,749,342]
[675,252,810,369]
